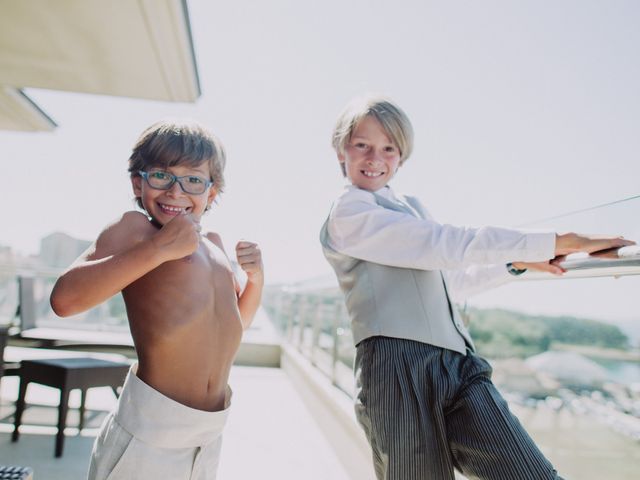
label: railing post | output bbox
[285,293,296,341]
[0,324,8,378]
[17,276,36,331]
[297,296,308,351]
[311,298,322,367]
[331,301,342,387]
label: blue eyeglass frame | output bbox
[138,170,213,194]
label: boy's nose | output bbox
[166,181,185,197]
[367,151,384,164]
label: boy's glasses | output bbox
[139,170,213,195]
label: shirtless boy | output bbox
[50,120,263,480]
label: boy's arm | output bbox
[205,233,264,330]
[445,264,515,303]
[51,212,201,317]
[330,191,634,301]
[444,257,564,302]
[235,240,264,329]
[513,233,635,270]
[328,190,556,270]
[330,190,634,270]
[446,234,635,302]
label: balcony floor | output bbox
[0,365,351,480]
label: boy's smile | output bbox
[158,203,189,216]
[338,115,401,192]
[132,163,216,225]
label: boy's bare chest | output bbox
[158,246,233,291]
[128,243,238,316]
[161,249,228,279]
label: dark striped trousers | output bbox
[354,337,563,480]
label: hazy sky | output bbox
[2,0,639,323]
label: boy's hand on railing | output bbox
[554,233,635,256]
[512,258,566,276]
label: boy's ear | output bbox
[337,151,345,163]
[131,175,142,196]
[207,186,218,206]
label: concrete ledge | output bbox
[235,341,281,368]
[281,344,375,480]
[9,332,282,368]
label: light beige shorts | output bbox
[88,364,231,480]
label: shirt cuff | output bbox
[506,263,527,276]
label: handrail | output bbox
[0,264,63,277]
[524,246,640,280]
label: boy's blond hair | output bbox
[128,120,226,209]
[331,94,414,176]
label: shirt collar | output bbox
[345,183,397,200]
[373,185,395,199]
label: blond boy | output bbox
[320,94,633,480]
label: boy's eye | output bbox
[151,171,170,180]
[354,143,369,150]
[187,176,204,184]
[384,146,398,153]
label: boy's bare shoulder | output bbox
[118,211,156,229]
[91,211,157,259]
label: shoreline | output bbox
[552,343,640,362]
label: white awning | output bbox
[0,87,57,132]
[0,0,200,131]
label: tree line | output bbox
[466,307,630,358]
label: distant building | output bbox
[0,245,12,263]
[0,245,41,272]
[39,232,91,269]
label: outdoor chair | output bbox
[0,326,20,387]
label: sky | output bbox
[2,0,639,324]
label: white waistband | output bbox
[114,363,231,448]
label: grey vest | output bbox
[320,191,474,355]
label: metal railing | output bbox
[264,244,640,398]
[3,243,639,394]
[0,272,129,337]
[263,286,356,395]
[525,245,640,279]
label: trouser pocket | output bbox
[88,414,134,480]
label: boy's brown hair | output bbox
[128,120,226,208]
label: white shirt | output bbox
[326,185,556,302]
